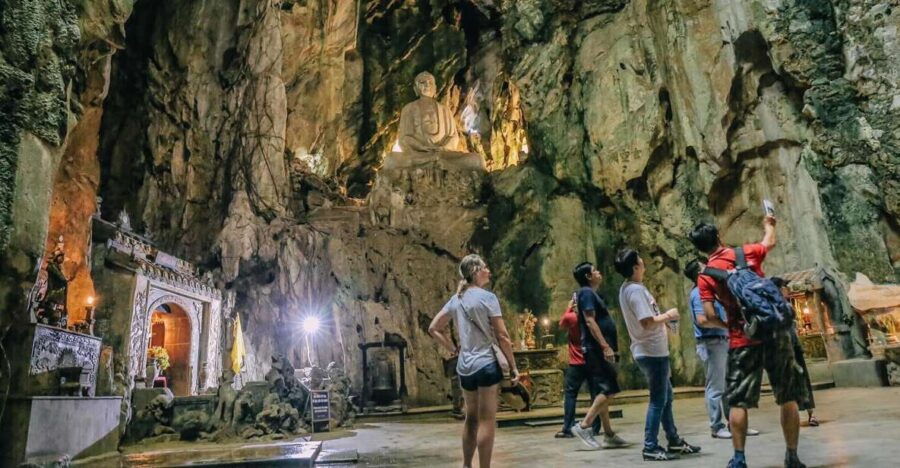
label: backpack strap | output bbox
[700,266,729,282]
[734,247,748,270]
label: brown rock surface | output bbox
[2,0,898,408]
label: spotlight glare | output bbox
[302,316,320,334]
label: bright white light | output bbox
[391,140,402,152]
[541,317,550,327]
[302,316,320,334]
[87,296,95,306]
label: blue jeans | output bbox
[697,338,729,432]
[636,356,680,451]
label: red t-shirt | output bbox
[559,306,585,365]
[698,243,769,349]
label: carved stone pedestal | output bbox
[0,396,122,466]
[369,159,488,258]
[382,151,484,171]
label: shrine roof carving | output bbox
[92,216,221,299]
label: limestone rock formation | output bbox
[2,0,898,412]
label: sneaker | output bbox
[712,428,733,439]
[643,446,680,461]
[667,438,701,454]
[746,428,760,436]
[727,457,748,468]
[554,430,574,439]
[601,432,629,449]
[570,423,600,449]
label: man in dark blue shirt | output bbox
[577,283,619,356]
[569,262,628,450]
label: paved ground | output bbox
[319,387,900,467]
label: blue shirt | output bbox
[576,287,619,353]
[689,287,728,340]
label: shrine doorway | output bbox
[149,303,193,396]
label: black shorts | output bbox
[583,349,621,396]
[726,331,807,408]
[459,361,503,391]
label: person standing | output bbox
[684,258,732,439]
[615,248,701,461]
[689,216,807,468]
[685,259,762,440]
[555,295,601,438]
[568,262,628,450]
[429,254,520,468]
[771,276,819,427]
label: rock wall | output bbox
[478,0,900,383]
[1,0,133,359]
[2,0,898,408]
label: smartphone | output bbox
[763,199,776,217]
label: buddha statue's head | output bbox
[413,71,437,98]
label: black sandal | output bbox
[554,430,574,438]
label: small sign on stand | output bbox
[310,390,330,433]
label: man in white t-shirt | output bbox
[615,248,700,462]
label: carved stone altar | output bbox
[0,323,120,466]
[1,323,101,397]
[513,349,563,408]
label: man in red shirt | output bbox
[690,216,806,468]
[555,296,601,438]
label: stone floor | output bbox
[319,387,900,467]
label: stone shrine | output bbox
[91,216,227,396]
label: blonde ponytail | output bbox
[457,254,487,298]
[456,279,469,298]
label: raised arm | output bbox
[428,308,457,356]
[761,215,777,250]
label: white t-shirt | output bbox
[619,281,669,358]
[441,287,503,376]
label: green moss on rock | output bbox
[0,0,81,249]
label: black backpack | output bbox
[701,247,794,339]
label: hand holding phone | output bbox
[763,199,776,217]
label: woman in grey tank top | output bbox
[429,254,519,468]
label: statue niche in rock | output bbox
[33,237,70,327]
[385,71,484,171]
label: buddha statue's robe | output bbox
[398,97,461,153]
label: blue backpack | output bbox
[702,247,794,339]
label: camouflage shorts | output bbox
[726,331,809,408]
